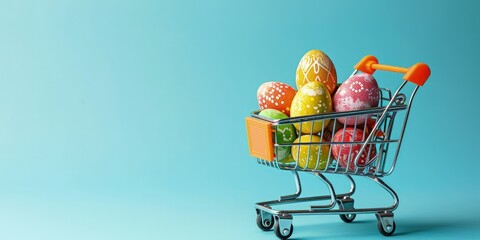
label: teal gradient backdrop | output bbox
[0,0,479,239]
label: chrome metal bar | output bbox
[349,69,358,78]
[345,175,356,196]
[252,105,408,125]
[256,205,394,216]
[317,120,326,170]
[338,119,348,174]
[367,176,399,211]
[386,85,420,175]
[276,139,399,146]
[310,173,337,210]
[378,112,396,174]
[355,81,408,169]
[295,122,302,170]
[348,115,358,173]
[273,125,279,169]
[327,119,336,170]
[258,194,345,207]
[256,174,354,208]
[306,123,315,171]
[279,171,302,201]
[255,175,398,216]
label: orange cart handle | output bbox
[354,55,431,86]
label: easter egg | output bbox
[322,119,344,141]
[278,153,296,167]
[290,81,332,134]
[259,109,297,160]
[333,73,380,125]
[257,82,297,116]
[296,50,337,95]
[332,127,377,172]
[292,135,330,170]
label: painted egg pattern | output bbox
[257,82,297,116]
[332,127,377,172]
[290,81,332,134]
[333,73,380,125]
[292,135,330,170]
[258,109,297,161]
[296,50,337,95]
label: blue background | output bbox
[0,0,479,239]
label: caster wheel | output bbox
[274,220,293,240]
[377,220,396,236]
[339,213,356,223]
[338,197,356,223]
[256,212,274,231]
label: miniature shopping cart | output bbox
[245,55,430,239]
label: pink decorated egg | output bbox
[333,73,380,125]
[332,127,377,172]
[257,82,297,116]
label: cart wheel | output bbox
[338,197,356,223]
[256,212,274,231]
[377,220,396,236]
[339,213,356,223]
[274,221,293,240]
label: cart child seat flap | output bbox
[245,117,274,161]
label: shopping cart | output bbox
[245,55,430,239]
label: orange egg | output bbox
[257,82,297,116]
[296,50,337,95]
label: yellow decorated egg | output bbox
[292,135,330,170]
[296,50,337,95]
[290,81,332,134]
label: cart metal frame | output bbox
[246,55,430,239]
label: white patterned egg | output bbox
[333,73,380,125]
[296,50,337,95]
[290,81,332,134]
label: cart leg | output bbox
[368,176,398,236]
[367,176,399,211]
[344,175,356,196]
[274,214,293,240]
[310,173,337,210]
[279,171,302,201]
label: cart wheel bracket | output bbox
[274,214,293,238]
[338,196,356,223]
[260,210,273,226]
[338,196,354,209]
[376,212,395,236]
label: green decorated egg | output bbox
[259,109,297,160]
[278,153,296,168]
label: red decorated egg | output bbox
[257,82,297,116]
[333,73,380,125]
[332,127,377,172]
